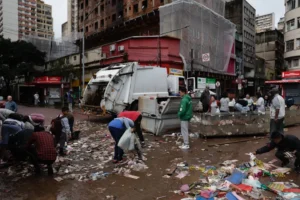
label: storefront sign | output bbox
[202,53,210,62]
[169,68,183,76]
[282,71,300,78]
[197,77,216,89]
[33,76,62,84]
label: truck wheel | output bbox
[129,101,138,111]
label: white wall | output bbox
[2,0,18,41]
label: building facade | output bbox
[256,29,285,80]
[278,17,285,32]
[62,22,68,37]
[36,0,54,39]
[225,0,256,80]
[284,0,300,70]
[255,13,275,33]
[0,0,19,41]
[0,0,53,40]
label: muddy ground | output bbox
[0,106,300,200]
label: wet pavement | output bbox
[1,106,300,200]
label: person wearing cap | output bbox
[269,88,285,135]
[254,131,300,173]
[118,111,145,147]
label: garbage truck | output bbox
[82,62,174,114]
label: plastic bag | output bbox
[118,128,138,152]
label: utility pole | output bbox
[190,48,194,74]
[81,1,102,95]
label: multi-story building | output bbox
[68,0,78,34]
[284,0,300,70]
[225,0,256,80]
[256,29,285,80]
[278,17,285,32]
[0,0,19,41]
[36,0,54,39]
[0,0,53,40]
[62,0,78,37]
[255,13,275,33]
[62,22,68,37]
[18,0,37,39]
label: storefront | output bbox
[33,76,69,105]
[265,71,300,105]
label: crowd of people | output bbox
[0,85,299,176]
[0,103,74,174]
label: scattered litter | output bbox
[176,171,189,179]
[54,177,64,182]
[124,174,139,179]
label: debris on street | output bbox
[169,153,300,199]
[0,120,151,182]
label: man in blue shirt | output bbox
[5,96,18,112]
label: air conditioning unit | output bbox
[110,44,116,51]
[118,45,124,52]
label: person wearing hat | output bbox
[254,131,300,173]
[269,88,285,135]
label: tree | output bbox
[0,36,46,94]
[47,58,80,78]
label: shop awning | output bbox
[265,79,300,84]
[33,76,62,84]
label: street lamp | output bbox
[81,1,101,95]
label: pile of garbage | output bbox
[170,153,300,200]
[1,120,151,182]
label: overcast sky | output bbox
[248,0,285,26]
[47,0,285,39]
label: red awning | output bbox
[265,79,300,84]
[33,76,62,84]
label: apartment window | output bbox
[85,26,89,32]
[95,21,98,29]
[286,40,294,52]
[101,19,104,27]
[112,0,116,6]
[95,7,98,15]
[292,59,299,67]
[74,56,77,61]
[112,14,116,22]
[133,4,138,13]
[101,5,104,11]
[286,19,295,31]
[296,38,300,49]
[118,11,123,18]
[81,15,83,22]
[85,0,89,6]
[287,0,296,11]
[298,17,300,28]
[160,0,164,3]
[81,3,84,9]
[142,0,148,9]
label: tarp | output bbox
[159,0,235,74]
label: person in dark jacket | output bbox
[254,131,300,173]
[200,86,210,113]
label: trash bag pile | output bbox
[172,153,300,200]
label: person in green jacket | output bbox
[178,87,193,149]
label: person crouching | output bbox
[108,117,134,164]
[26,130,57,175]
